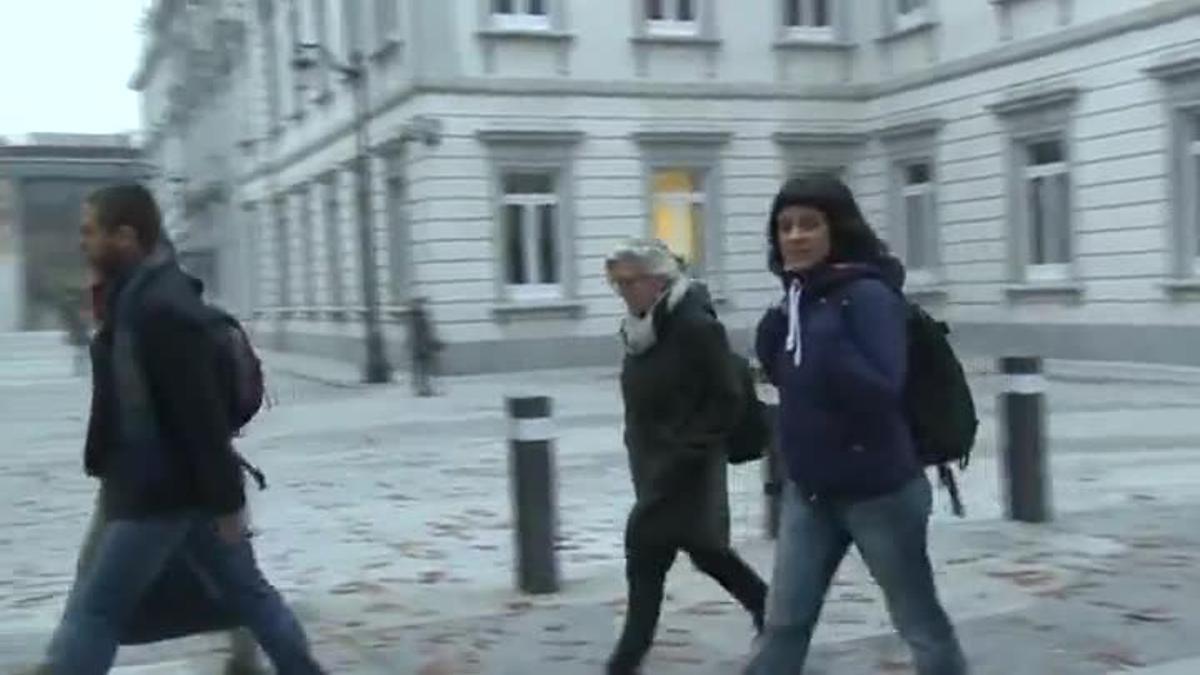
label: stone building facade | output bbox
[132,0,1200,372]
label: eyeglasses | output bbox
[609,275,651,290]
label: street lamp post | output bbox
[293,43,392,384]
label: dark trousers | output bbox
[46,512,324,675]
[609,544,767,671]
[75,489,260,665]
[411,356,438,397]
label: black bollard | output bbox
[998,356,1052,523]
[763,402,783,540]
[506,395,560,594]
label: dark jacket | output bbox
[621,281,743,551]
[84,251,245,519]
[755,258,920,501]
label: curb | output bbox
[961,357,1200,386]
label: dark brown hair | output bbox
[86,183,162,251]
[766,173,890,276]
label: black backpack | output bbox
[903,303,979,516]
[726,352,772,465]
[205,308,269,490]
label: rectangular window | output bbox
[1191,113,1200,258]
[784,0,831,33]
[492,0,550,30]
[502,172,561,300]
[1023,139,1072,278]
[645,0,698,36]
[307,0,331,95]
[341,0,363,54]
[261,4,282,129]
[284,1,302,116]
[894,0,929,31]
[651,170,706,273]
[373,0,400,50]
[901,162,935,272]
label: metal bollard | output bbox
[763,402,783,540]
[506,395,560,594]
[998,356,1052,523]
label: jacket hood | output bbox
[672,279,717,319]
[782,255,906,296]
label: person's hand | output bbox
[216,511,247,544]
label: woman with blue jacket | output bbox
[745,174,966,674]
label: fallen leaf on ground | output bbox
[1122,608,1178,624]
[1087,648,1145,668]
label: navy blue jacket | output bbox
[755,258,920,501]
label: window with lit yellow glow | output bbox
[651,170,705,272]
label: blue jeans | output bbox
[46,513,323,675]
[745,475,967,675]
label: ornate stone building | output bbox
[133,0,1200,371]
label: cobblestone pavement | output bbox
[2,359,1200,672]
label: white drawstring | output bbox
[784,279,803,367]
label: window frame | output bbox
[900,162,937,277]
[283,0,304,119]
[477,129,583,310]
[1021,143,1072,280]
[1147,54,1200,284]
[634,131,731,293]
[491,0,552,31]
[893,0,929,31]
[370,0,402,57]
[782,0,834,41]
[500,174,563,301]
[644,0,699,36]
[649,169,709,274]
[989,84,1081,292]
[879,119,944,288]
[1192,120,1200,261]
[774,131,865,190]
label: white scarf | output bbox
[620,278,692,356]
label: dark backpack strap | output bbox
[236,453,267,491]
[937,464,964,517]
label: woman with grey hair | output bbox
[604,238,767,674]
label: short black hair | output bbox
[766,173,890,276]
[86,183,162,251]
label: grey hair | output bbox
[604,237,682,280]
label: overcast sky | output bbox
[0,0,150,137]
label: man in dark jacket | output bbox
[38,184,325,674]
[604,238,767,675]
[74,267,265,674]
